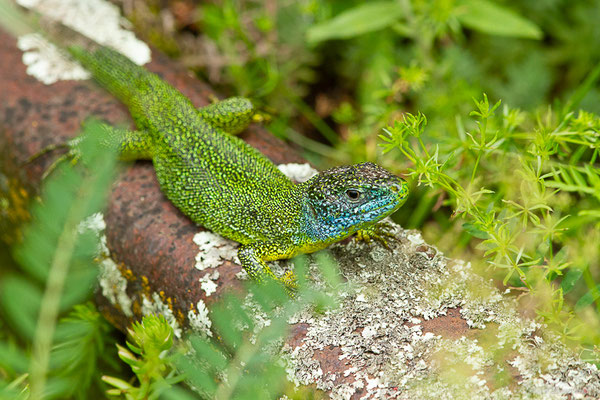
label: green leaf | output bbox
[0,275,42,340]
[212,302,243,350]
[560,268,583,294]
[0,373,30,400]
[0,342,29,373]
[15,120,119,399]
[50,303,112,399]
[188,337,228,372]
[162,386,200,400]
[575,284,600,311]
[457,0,543,39]
[307,1,404,44]
[562,60,600,116]
[579,209,600,219]
[462,222,490,239]
[102,375,134,390]
[175,355,218,396]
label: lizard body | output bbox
[66,46,409,290]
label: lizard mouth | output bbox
[372,189,406,212]
[362,189,407,222]
[366,200,400,220]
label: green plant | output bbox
[0,120,120,398]
[102,314,184,399]
[98,254,340,400]
[380,93,600,358]
[169,254,340,400]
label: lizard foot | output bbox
[238,244,299,298]
[280,270,298,298]
[355,221,397,249]
[26,138,82,180]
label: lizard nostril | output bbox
[391,183,402,193]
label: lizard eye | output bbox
[345,189,361,202]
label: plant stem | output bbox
[471,152,482,182]
[29,180,96,398]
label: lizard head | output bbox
[303,162,408,238]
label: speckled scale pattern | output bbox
[68,46,409,288]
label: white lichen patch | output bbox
[187,300,212,337]
[199,270,219,296]
[18,33,90,84]
[242,294,273,335]
[98,257,133,317]
[193,231,239,271]
[78,211,106,234]
[281,223,600,399]
[17,0,151,84]
[277,163,317,183]
[79,212,133,317]
[141,292,182,339]
[406,230,425,245]
[77,211,108,253]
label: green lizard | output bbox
[50,46,409,291]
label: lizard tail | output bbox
[68,46,149,107]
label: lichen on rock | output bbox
[282,224,600,399]
[16,0,151,85]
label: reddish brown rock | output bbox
[0,26,303,331]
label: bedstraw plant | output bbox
[381,93,600,360]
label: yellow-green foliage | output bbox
[381,97,600,359]
[0,121,119,399]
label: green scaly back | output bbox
[69,46,300,245]
[66,45,409,291]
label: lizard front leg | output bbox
[355,221,397,249]
[197,97,255,134]
[102,125,154,161]
[28,123,154,178]
[238,241,298,295]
